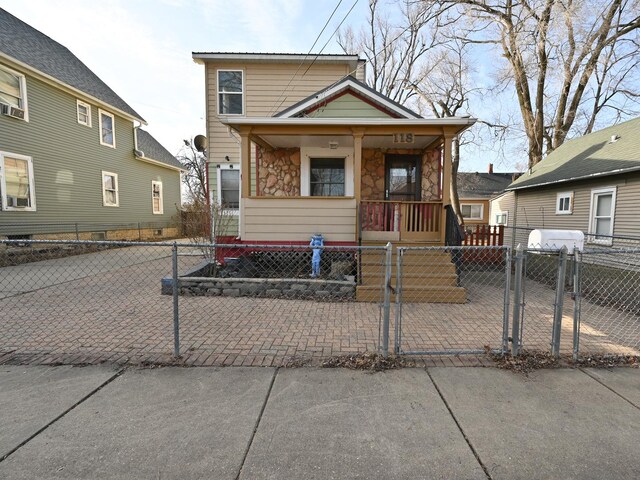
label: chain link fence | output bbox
[394,246,510,356]
[1,238,638,366]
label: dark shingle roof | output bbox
[136,129,183,170]
[457,172,517,199]
[274,75,421,119]
[0,8,144,121]
[508,117,640,190]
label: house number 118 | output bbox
[393,133,414,144]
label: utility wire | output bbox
[267,0,345,116]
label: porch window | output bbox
[310,158,345,196]
[0,151,36,211]
[218,165,240,209]
[461,203,483,220]
[588,187,616,245]
[218,70,243,115]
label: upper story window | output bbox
[102,171,119,207]
[152,181,163,214]
[77,100,92,127]
[556,191,573,214]
[98,109,115,147]
[0,65,28,120]
[0,151,36,211]
[461,203,484,220]
[217,70,243,115]
[310,158,345,196]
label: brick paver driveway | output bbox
[1,244,637,366]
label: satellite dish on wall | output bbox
[194,134,207,153]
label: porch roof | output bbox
[221,117,476,128]
[222,116,476,149]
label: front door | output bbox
[384,155,438,241]
[384,155,421,201]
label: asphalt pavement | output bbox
[0,365,638,479]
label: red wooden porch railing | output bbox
[360,200,442,240]
[463,224,504,246]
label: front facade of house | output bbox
[490,117,640,249]
[0,8,182,239]
[193,52,475,244]
[457,166,518,227]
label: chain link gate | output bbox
[393,245,511,356]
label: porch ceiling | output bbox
[258,134,440,150]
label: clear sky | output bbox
[1,0,373,156]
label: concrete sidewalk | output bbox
[0,365,638,479]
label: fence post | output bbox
[172,242,180,357]
[502,247,512,355]
[394,247,403,355]
[381,241,393,357]
[511,244,525,356]
[572,250,582,362]
[551,246,568,357]
[138,222,142,241]
[75,223,79,241]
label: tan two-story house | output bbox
[192,52,475,245]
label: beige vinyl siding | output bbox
[308,93,393,118]
[205,61,353,217]
[241,197,357,242]
[489,191,516,248]
[512,173,640,247]
[0,66,181,232]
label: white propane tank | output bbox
[527,229,584,253]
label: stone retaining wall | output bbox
[162,276,356,300]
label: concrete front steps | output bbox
[356,245,466,303]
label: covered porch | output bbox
[223,117,475,244]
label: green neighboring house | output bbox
[0,8,183,240]
[490,117,640,249]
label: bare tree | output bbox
[176,139,207,204]
[439,0,640,168]
[337,0,441,106]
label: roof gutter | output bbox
[507,164,640,191]
[0,52,146,125]
[192,52,361,70]
[134,154,185,173]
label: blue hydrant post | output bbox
[310,234,324,278]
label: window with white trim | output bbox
[461,203,484,220]
[494,212,508,225]
[0,65,28,118]
[310,158,345,196]
[217,70,243,115]
[102,171,119,207]
[588,187,616,245]
[217,164,239,209]
[0,151,36,211]
[98,109,115,147]
[556,191,573,214]
[77,100,91,127]
[152,181,163,214]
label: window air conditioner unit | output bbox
[1,103,26,120]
